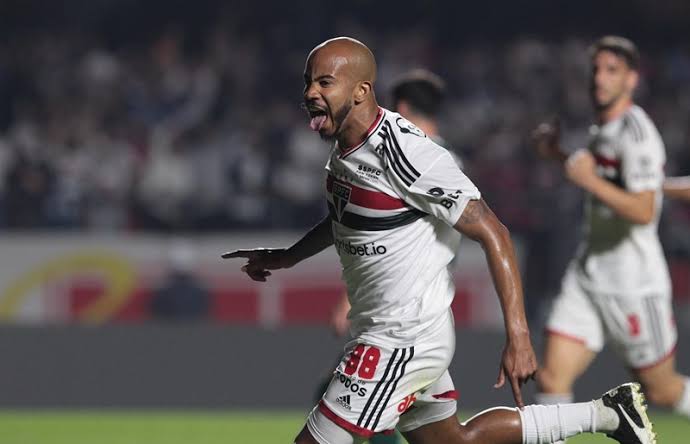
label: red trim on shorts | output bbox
[631,343,677,372]
[319,401,375,438]
[544,328,587,346]
[432,390,459,400]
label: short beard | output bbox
[320,102,353,142]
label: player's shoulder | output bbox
[378,110,449,165]
[620,105,661,146]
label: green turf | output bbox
[0,410,685,444]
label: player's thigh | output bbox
[397,370,458,435]
[631,354,685,406]
[401,415,463,444]
[539,333,596,392]
[545,268,605,354]
[600,292,677,370]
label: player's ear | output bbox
[626,70,639,92]
[354,81,372,104]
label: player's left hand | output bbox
[565,149,597,189]
[494,336,538,409]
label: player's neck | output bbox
[337,103,381,152]
[597,98,633,124]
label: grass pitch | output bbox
[0,410,686,443]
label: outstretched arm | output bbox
[664,176,690,202]
[222,216,333,281]
[453,199,537,408]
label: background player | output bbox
[225,37,655,444]
[532,35,690,433]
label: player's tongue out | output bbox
[309,115,327,132]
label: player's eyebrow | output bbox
[305,74,336,83]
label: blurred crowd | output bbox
[0,6,688,258]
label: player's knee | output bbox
[537,367,569,393]
[641,382,677,407]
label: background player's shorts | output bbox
[546,267,677,369]
[307,312,458,444]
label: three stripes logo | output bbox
[336,395,352,411]
[379,122,421,187]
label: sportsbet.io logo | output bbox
[334,239,387,257]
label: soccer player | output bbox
[225,37,656,444]
[531,35,690,431]
[664,176,690,202]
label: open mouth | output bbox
[306,105,328,132]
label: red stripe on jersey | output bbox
[594,154,620,168]
[339,108,384,157]
[327,175,406,210]
[432,390,459,400]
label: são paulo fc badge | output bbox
[332,181,352,221]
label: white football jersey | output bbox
[574,104,671,294]
[325,108,481,347]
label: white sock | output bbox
[519,400,619,444]
[674,376,690,418]
[533,393,573,444]
[535,392,573,405]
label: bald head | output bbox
[307,37,377,84]
[303,37,380,144]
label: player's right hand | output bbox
[221,248,293,282]
[531,118,562,160]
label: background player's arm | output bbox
[222,216,333,281]
[566,149,656,224]
[453,198,537,407]
[664,176,690,202]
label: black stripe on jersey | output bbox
[328,202,426,231]
[380,128,415,186]
[362,347,410,429]
[384,121,421,180]
[371,346,415,430]
[624,114,646,143]
[358,348,401,427]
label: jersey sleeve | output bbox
[384,139,481,226]
[620,132,665,193]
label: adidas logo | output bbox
[336,395,352,411]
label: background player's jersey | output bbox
[325,108,480,347]
[575,104,671,294]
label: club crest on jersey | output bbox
[396,117,425,137]
[332,181,352,221]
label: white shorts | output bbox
[546,267,677,369]
[307,312,458,443]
